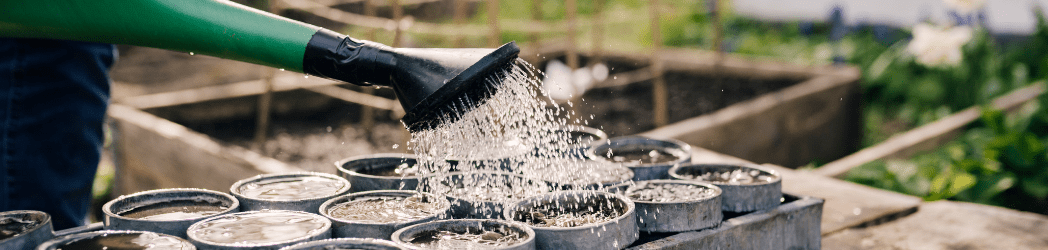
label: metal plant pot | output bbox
[391,219,535,250]
[609,180,722,232]
[37,230,195,250]
[420,172,554,219]
[587,136,692,181]
[505,191,638,250]
[0,210,53,250]
[669,163,782,212]
[278,238,408,250]
[230,172,351,212]
[319,190,451,240]
[187,210,331,250]
[102,188,240,239]
[336,153,427,193]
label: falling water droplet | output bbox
[188,52,195,55]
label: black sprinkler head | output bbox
[303,29,520,132]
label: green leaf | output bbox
[1019,175,1048,198]
[949,172,978,197]
[966,172,1016,203]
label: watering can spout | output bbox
[303,29,520,132]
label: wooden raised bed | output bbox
[108,73,409,195]
[812,82,1046,178]
[531,47,862,168]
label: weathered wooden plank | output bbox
[118,72,344,110]
[823,200,1048,250]
[813,82,1046,178]
[644,72,862,168]
[108,104,301,195]
[688,147,922,235]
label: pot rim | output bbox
[503,190,636,232]
[230,172,351,202]
[390,218,536,249]
[318,190,450,226]
[608,179,723,204]
[187,210,331,248]
[102,188,239,222]
[278,237,407,250]
[335,153,433,180]
[668,163,782,187]
[37,230,194,250]
[586,136,692,167]
[0,210,50,244]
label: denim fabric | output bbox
[0,38,114,230]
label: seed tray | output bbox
[627,193,823,249]
[50,194,821,250]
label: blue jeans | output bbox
[0,38,115,230]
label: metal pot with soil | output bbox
[420,171,554,219]
[319,190,451,240]
[587,136,692,181]
[279,238,408,250]
[391,219,535,250]
[669,163,782,212]
[186,210,331,250]
[336,153,427,193]
[609,180,722,232]
[230,172,351,212]
[102,188,240,239]
[0,210,53,250]
[505,191,638,250]
[37,230,195,250]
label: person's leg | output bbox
[0,38,115,230]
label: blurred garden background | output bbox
[95,0,1048,222]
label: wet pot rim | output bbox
[503,190,636,232]
[390,218,536,249]
[318,190,451,226]
[336,153,434,180]
[585,136,692,167]
[37,230,194,250]
[668,163,782,187]
[186,210,332,248]
[230,171,352,202]
[607,179,723,204]
[101,188,240,222]
[278,237,408,250]
[0,210,51,244]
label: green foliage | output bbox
[847,96,1048,212]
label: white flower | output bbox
[942,0,986,15]
[906,24,973,67]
